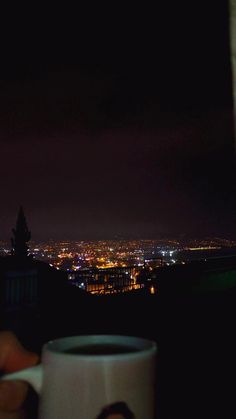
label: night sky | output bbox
[0,3,235,241]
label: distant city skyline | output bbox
[2,236,236,275]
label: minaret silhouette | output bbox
[11,206,31,258]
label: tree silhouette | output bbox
[11,206,31,258]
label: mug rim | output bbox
[44,334,157,360]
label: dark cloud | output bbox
[0,2,235,240]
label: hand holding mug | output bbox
[0,331,39,419]
[2,335,157,419]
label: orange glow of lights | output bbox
[150,286,155,294]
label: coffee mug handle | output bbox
[1,364,43,394]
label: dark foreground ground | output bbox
[3,287,236,419]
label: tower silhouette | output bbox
[11,206,31,258]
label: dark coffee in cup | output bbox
[64,343,139,355]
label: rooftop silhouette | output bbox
[11,206,31,258]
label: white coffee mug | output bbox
[2,335,157,419]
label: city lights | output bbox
[1,237,235,296]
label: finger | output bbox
[0,381,28,411]
[0,332,39,373]
[0,409,25,419]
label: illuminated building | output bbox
[69,266,144,295]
